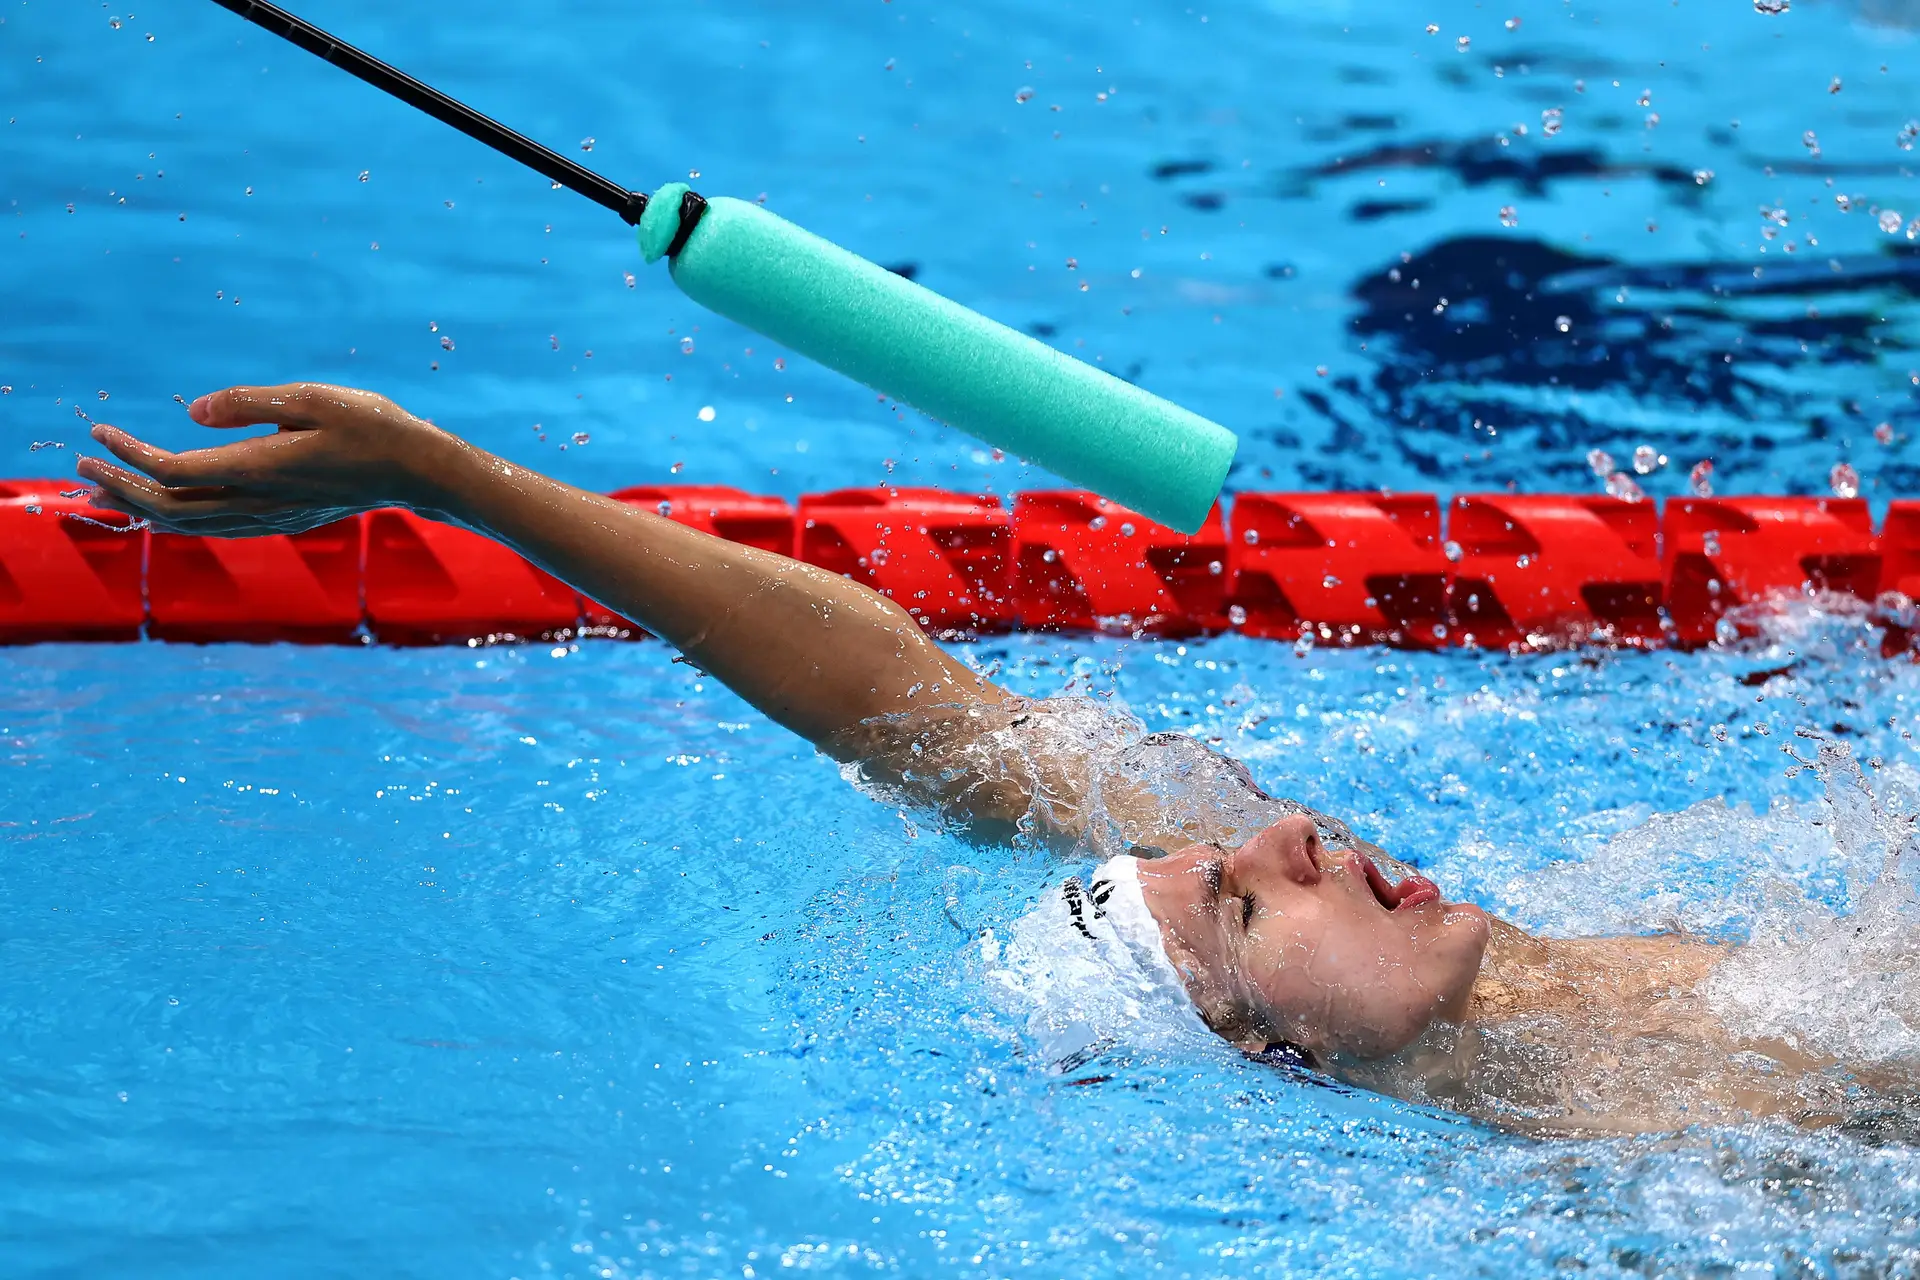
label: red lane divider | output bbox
[0,481,145,642]
[1227,493,1447,647]
[364,509,579,645]
[4,481,1915,651]
[798,487,1011,632]
[584,486,796,634]
[1012,491,1229,635]
[1448,495,1664,649]
[149,521,362,643]
[1663,498,1879,646]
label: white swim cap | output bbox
[982,854,1215,1068]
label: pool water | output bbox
[7,0,1920,1276]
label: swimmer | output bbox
[77,383,1916,1137]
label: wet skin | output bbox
[1137,815,1492,1059]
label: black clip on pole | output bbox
[203,0,651,225]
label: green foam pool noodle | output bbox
[641,193,1238,534]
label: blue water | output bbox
[8,1,1920,1277]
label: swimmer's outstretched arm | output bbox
[76,384,1008,755]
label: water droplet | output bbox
[697,406,716,422]
[1880,210,1904,234]
[1753,0,1788,13]
[28,440,63,452]
[681,337,695,354]
[1694,168,1714,186]
[1498,205,1518,227]
[1900,121,1919,151]
[869,547,890,566]
[1555,315,1572,333]
[990,447,1004,462]
[429,321,438,332]
[1515,555,1532,569]
[1504,16,1521,29]
[579,137,595,152]
[1425,23,1439,34]
[439,335,455,351]
[1014,86,1035,103]
[1207,560,1223,576]
[572,432,590,446]
[1314,364,1328,377]
[1703,532,1722,558]
[1119,522,1136,537]
[1636,90,1652,107]
[1829,76,1843,94]
[244,185,254,196]
[1442,539,1463,563]
[1228,603,1248,625]
[1455,35,1470,51]
[1605,471,1646,502]
[1322,574,1342,588]
[1243,529,1260,546]
[623,271,636,288]
[1540,107,1563,137]
[1632,445,1661,474]
[1802,130,1821,158]
[1830,461,1860,498]
[773,357,786,371]
[669,461,685,474]
[550,334,560,350]
[65,203,74,214]
[358,170,370,182]
[1292,631,1315,657]
[1586,448,1614,477]
[97,390,109,401]
[1089,515,1109,531]
[109,17,121,29]
[1875,422,1895,445]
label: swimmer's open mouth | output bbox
[1355,851,1442,913]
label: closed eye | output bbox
[1241,894,1256,928]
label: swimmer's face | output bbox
[1138,815,1490,1060]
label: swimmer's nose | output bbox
[1230,815,1323,887]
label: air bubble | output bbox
[1015,86,1035,103]
[580,137,595,152]
[669,461,684,474]
[1875,422,1895,445]
[1830,461,1860,499]
[1632,445,1662,474]
[572,432,590,446]
[1443,540,1463,563]
[697,406,716,422]
[624,272,636,288]
[1900,121,1920,151]
[1694,169,1714,186]
[1802,130,1821,158]
[358,170,370,182]
[1753,0,1788,13]
[1587,448,1614,477]
[1540,107,1562,137]
[1456,36,1470,51]
[681,337,695,354]
[1555,315,1571,333]
[1322,574,1342,588]
[1089,515,1108,531]
[1499,205,1518,227]
[439,336,455,351]
[1228,604,1248,625]
[1880,210,1903,234]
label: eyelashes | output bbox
[1241,894,1256,928]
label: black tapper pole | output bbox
[204,0,649,224]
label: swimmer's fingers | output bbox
[87,422,304,490]
[186,382,388,431]
[78,457,308,523]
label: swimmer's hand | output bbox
[76,383,457,534]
